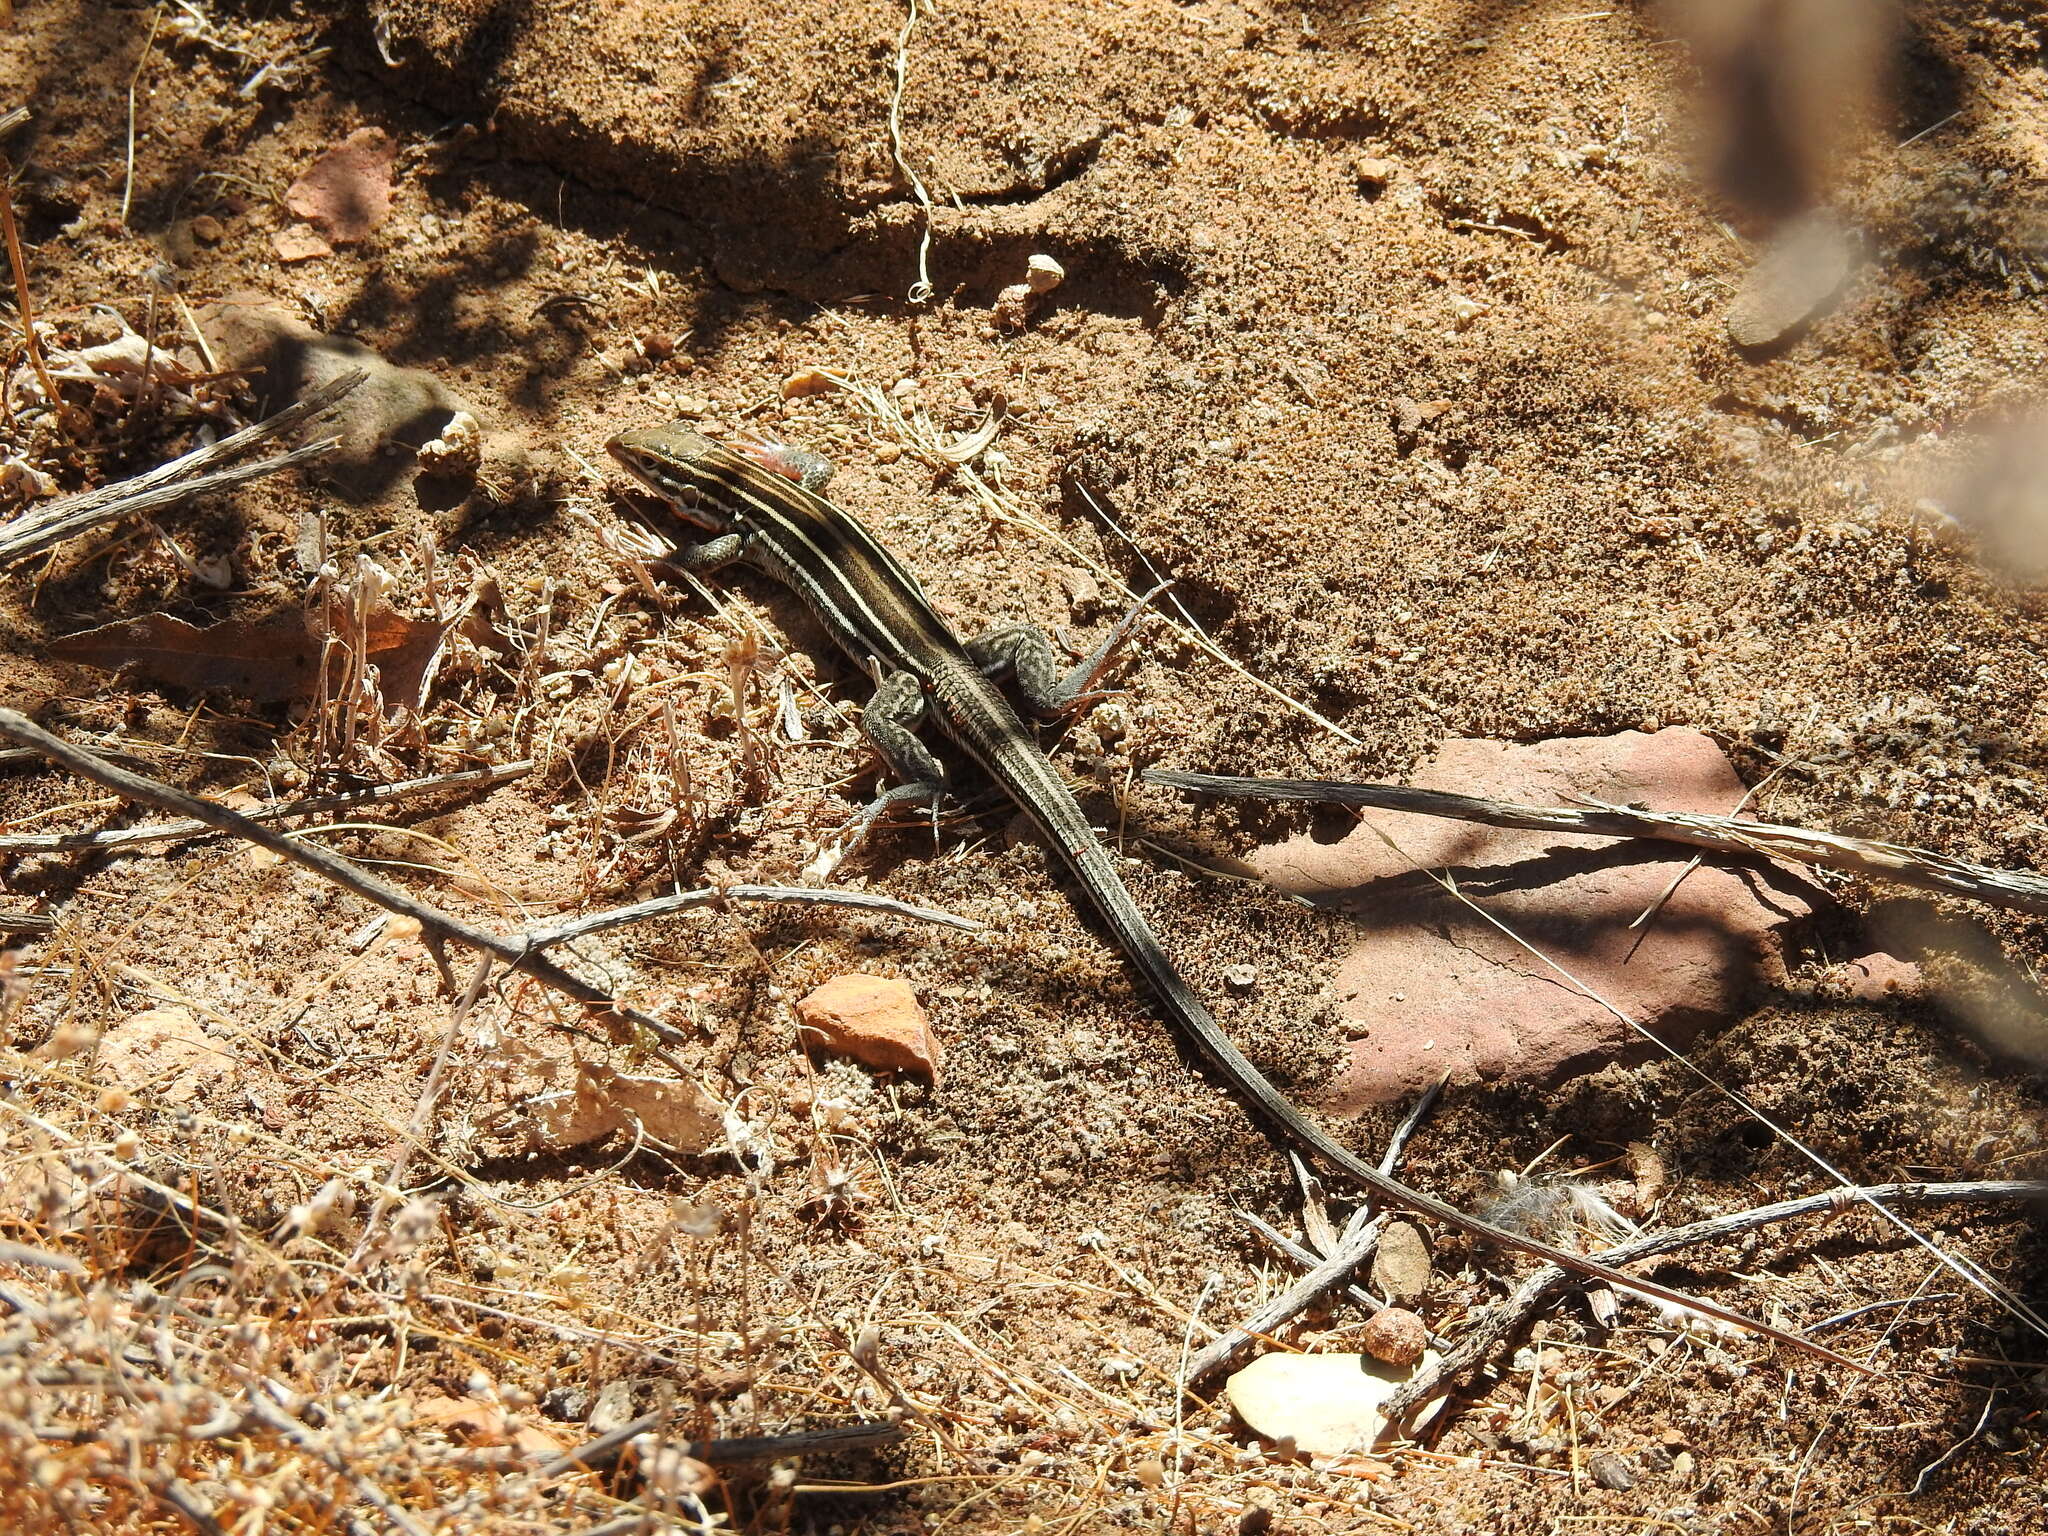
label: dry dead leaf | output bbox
[411,1395,565,1457]
[50,610,320,701]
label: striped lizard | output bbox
[606,421,1854,1373]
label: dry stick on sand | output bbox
[1147,769,2048,917]
[0,759,537,853]
[1381,1178,2048,1420]
[0,368,364,563]
[539,1414,906,1480]
[1194,1076,1448,1381]
[0,711,977,1051]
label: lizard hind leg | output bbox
[965,580,1172,718]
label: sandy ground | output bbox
[2,1,2046,1531]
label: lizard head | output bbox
[606,422,736,533]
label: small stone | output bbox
[1830,951,1924,1002]
[286,128,396,245]
[271,223,333,262]
[190,214,225,244]
[795,974,942,1077]
[1358,1307,1426,1367]
[782,368,837,399]
[1671,1450,1695,1480]
[640,331,676,361]
[1224,1350,1441,1456]
[1025,253,1066,294]
[1587,1451,1636,1490]
[1352,156,1397,188]
[1224,963,1258,991]
[1370,1221,1432,1303]
[1725,209,1858,350]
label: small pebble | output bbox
[190,214,225,244]
[782,368,836,399]
[1352,156,1397,188]
[1587,1451,1636,1491]
[1359,1307,1426,1367]
[1026,253,1066,293]
[1369,1221,1432,1303]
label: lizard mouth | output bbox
[603,435,723,536]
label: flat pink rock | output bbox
[286,128,396,244]
[1248,730,1820,1111]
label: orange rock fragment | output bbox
[286,128,396,244]
[794,974,941,1077]
[271,223,333,262]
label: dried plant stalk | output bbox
[0,367,363,562]
[1149,769,2048,916]
[0,145,57,408]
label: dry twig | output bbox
[539,1414,904,1479]
[1188,1210,1390,1383]
[524,883,981,949]
[0,711,976,1051]
[1382,1178,2048,1420]
[0,135,59,410]
[0,368,362,563]
[1191,1078,1447,1382]
[0,758,535,853]
[1148,769,2048,917]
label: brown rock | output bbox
[1250,729,1822,1109]
[271,223,333,263]
[795,974,941,1077]
[1358,1307,1426,1367]
[1370,1221,1431,1303]
[190,214,225,244]
[286,128,396,244]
